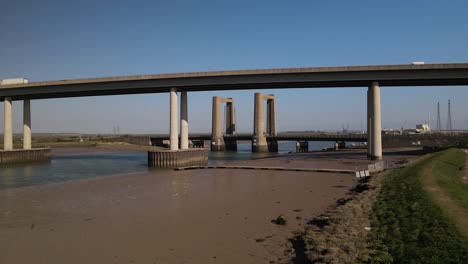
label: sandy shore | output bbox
[0,147,422,264]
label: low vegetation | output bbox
[308,215,331,228]
[369,149,468,263]
[274,214,287,225]
[299,180,380,263]
[457,138,468,148]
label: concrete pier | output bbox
[23,99,31,150]
[211,96,236,151]
[211,96,225,151]
[253,93,267,152]
[180,91,188,150]
[252,93,277,153]
[369,82,382,160]
[225,100,235,135]
[3,97,13,151]
[267,138,278,152]
[148,148,208,168]
[0,148,51,164]
[367,90,372,157]
[170,88,178,150]
[224,137,238,151]
[267,98,276,136]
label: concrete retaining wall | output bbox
[0,148,51,164]
[148,148,208,168]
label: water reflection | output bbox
[0,166,15,188]
[0,152,148,190]
[208,141,335,165]
[169,171,192,201]
[0,141,337,191]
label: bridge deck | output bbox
[1,63,468,100]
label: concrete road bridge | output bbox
[1,63,468,166]
[150,133,367,152]
[150,133,367,141]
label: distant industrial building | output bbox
[415,124,430,133]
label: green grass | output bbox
[429,148,468,210]
[369,149,468,264]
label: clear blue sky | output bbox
[1,0,468,134]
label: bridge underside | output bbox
[1,64,468,101]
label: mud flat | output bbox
[210,147,424,170]
[0,147,423,263]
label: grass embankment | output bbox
[370,149,468,263]
[422,148,468,235]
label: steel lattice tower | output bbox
[436,101,442,131]
[447,99,453,131]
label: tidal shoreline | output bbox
[0,146,423,263]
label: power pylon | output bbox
[436,101,442,131]
[447,99,453,131]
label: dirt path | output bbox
[421,154,468,236]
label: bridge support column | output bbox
[211,96,236,151]
[369,82,382,160]
[180,91,189,150]
[170,88,179,150]
[267,98,276,136]
[266,96,278,152]
[225,100,235,134]
[253,93,267,152]
[211,96,225,151]
[252,93,277,152]
[23,99,32,150]
[224,137,238,151]
[367,90,372,157]
[3,97,13,151]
